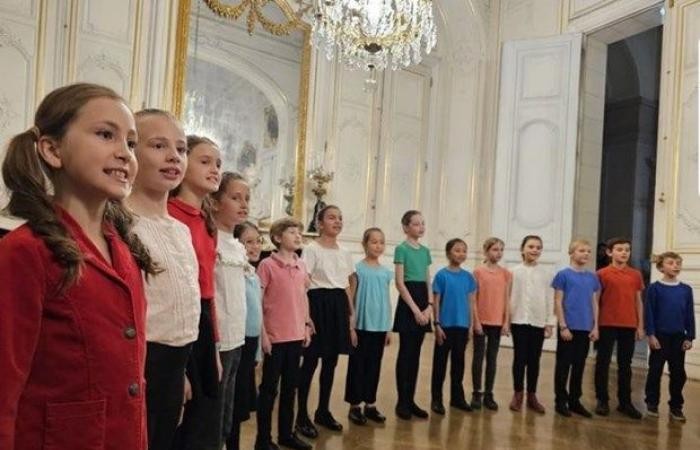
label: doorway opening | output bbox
[573,5,664,284]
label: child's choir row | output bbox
[0,83,695,450]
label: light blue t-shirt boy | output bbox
[551,267,601,331]
[432,267,477,329]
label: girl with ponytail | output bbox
[0,83,158,450]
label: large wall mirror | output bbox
[173,0,311,225]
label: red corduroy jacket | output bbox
[0,209,147,450]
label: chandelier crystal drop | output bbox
[312,0,437,71]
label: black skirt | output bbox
[306,288,351,356]
[393,281,431,333]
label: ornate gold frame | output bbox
[172,0,311,220]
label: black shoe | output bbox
[646,404,659,418]
[295,415,318,439]
[555,403,572,417]
[617,403,642,420]
[278,433,312,450]
[670,408,686,422]
[410,403,429,419]
[471,392,483,410]
[450,399,473,412]
[255,440,281,450]
[431,400,445,415]
[348,406,367,425]
[395,404,412,420]
[363,406,386,423]
[569,402,592,418]
[314,410,343,431]
[595,400,609,416]
[483,393,498,411]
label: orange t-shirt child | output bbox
[594,264,644,409]
[474,266,512,326]
[597,265,644,328]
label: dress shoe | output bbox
[450,399,473,412]
[483,393,498,411]
[509,391,524,412]
[314,410,343,431]
[278,433,312,450]
[617,403,642,420]
[470,392,483,410]
[526,393,546,414]
[254,440,280,450]
[555,403,571,417]
[595,400,609,416]
[569,401,592,418]
[395,404,412,420]
[294,415,318,439]
[364,406,386,423]
[348,406,367,425]
[431,400,445,415]
[410,403,429,419]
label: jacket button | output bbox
[128,383,140,397]
[123,326,137,339]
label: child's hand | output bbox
[303,327,312,348]
[261,332,272,355]
[635,327,645,340]
[350,328,358,348]
[589,327,599,342]
[179,375,192,426]
[501,324,510,337]
[648,335,661,350]
[414,309,428,326]
[560,328,573,341]
[385,333,391,346]
[682,340,693,351]
[435,326,446,346]
[307,319,316,335]
[544,326,553,339]
[422,307,432,323]
[216,351,223,382]
[473,322,483,336]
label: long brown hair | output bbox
[171,134,219,236]
[2,83,159,292]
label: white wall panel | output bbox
[493,34,582,267]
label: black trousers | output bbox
[511,324,545,393]
[257,341,303,445]
[645,333,687,409]
[395,331,426,408]
[297,347,338,417]
[345,330,387,405]
[145,341,192,450]
[228,336,259,450]
[220,346,242,443]
[173,301,222,450]
[554,330,590,406]
[472,325,501,394]
[594,326,636,405]
[431,327,469,403]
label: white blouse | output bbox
[133,215,201,346]
[302,240,355,289]
[509,263,557,328]
[215,230,248,351]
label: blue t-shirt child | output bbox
[355,261,394,332]
[551,267,601,332]
[433,267,477,329]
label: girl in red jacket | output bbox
[0,83,159,450]
[168,135,224,450]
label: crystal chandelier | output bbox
[312,0,437,71]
